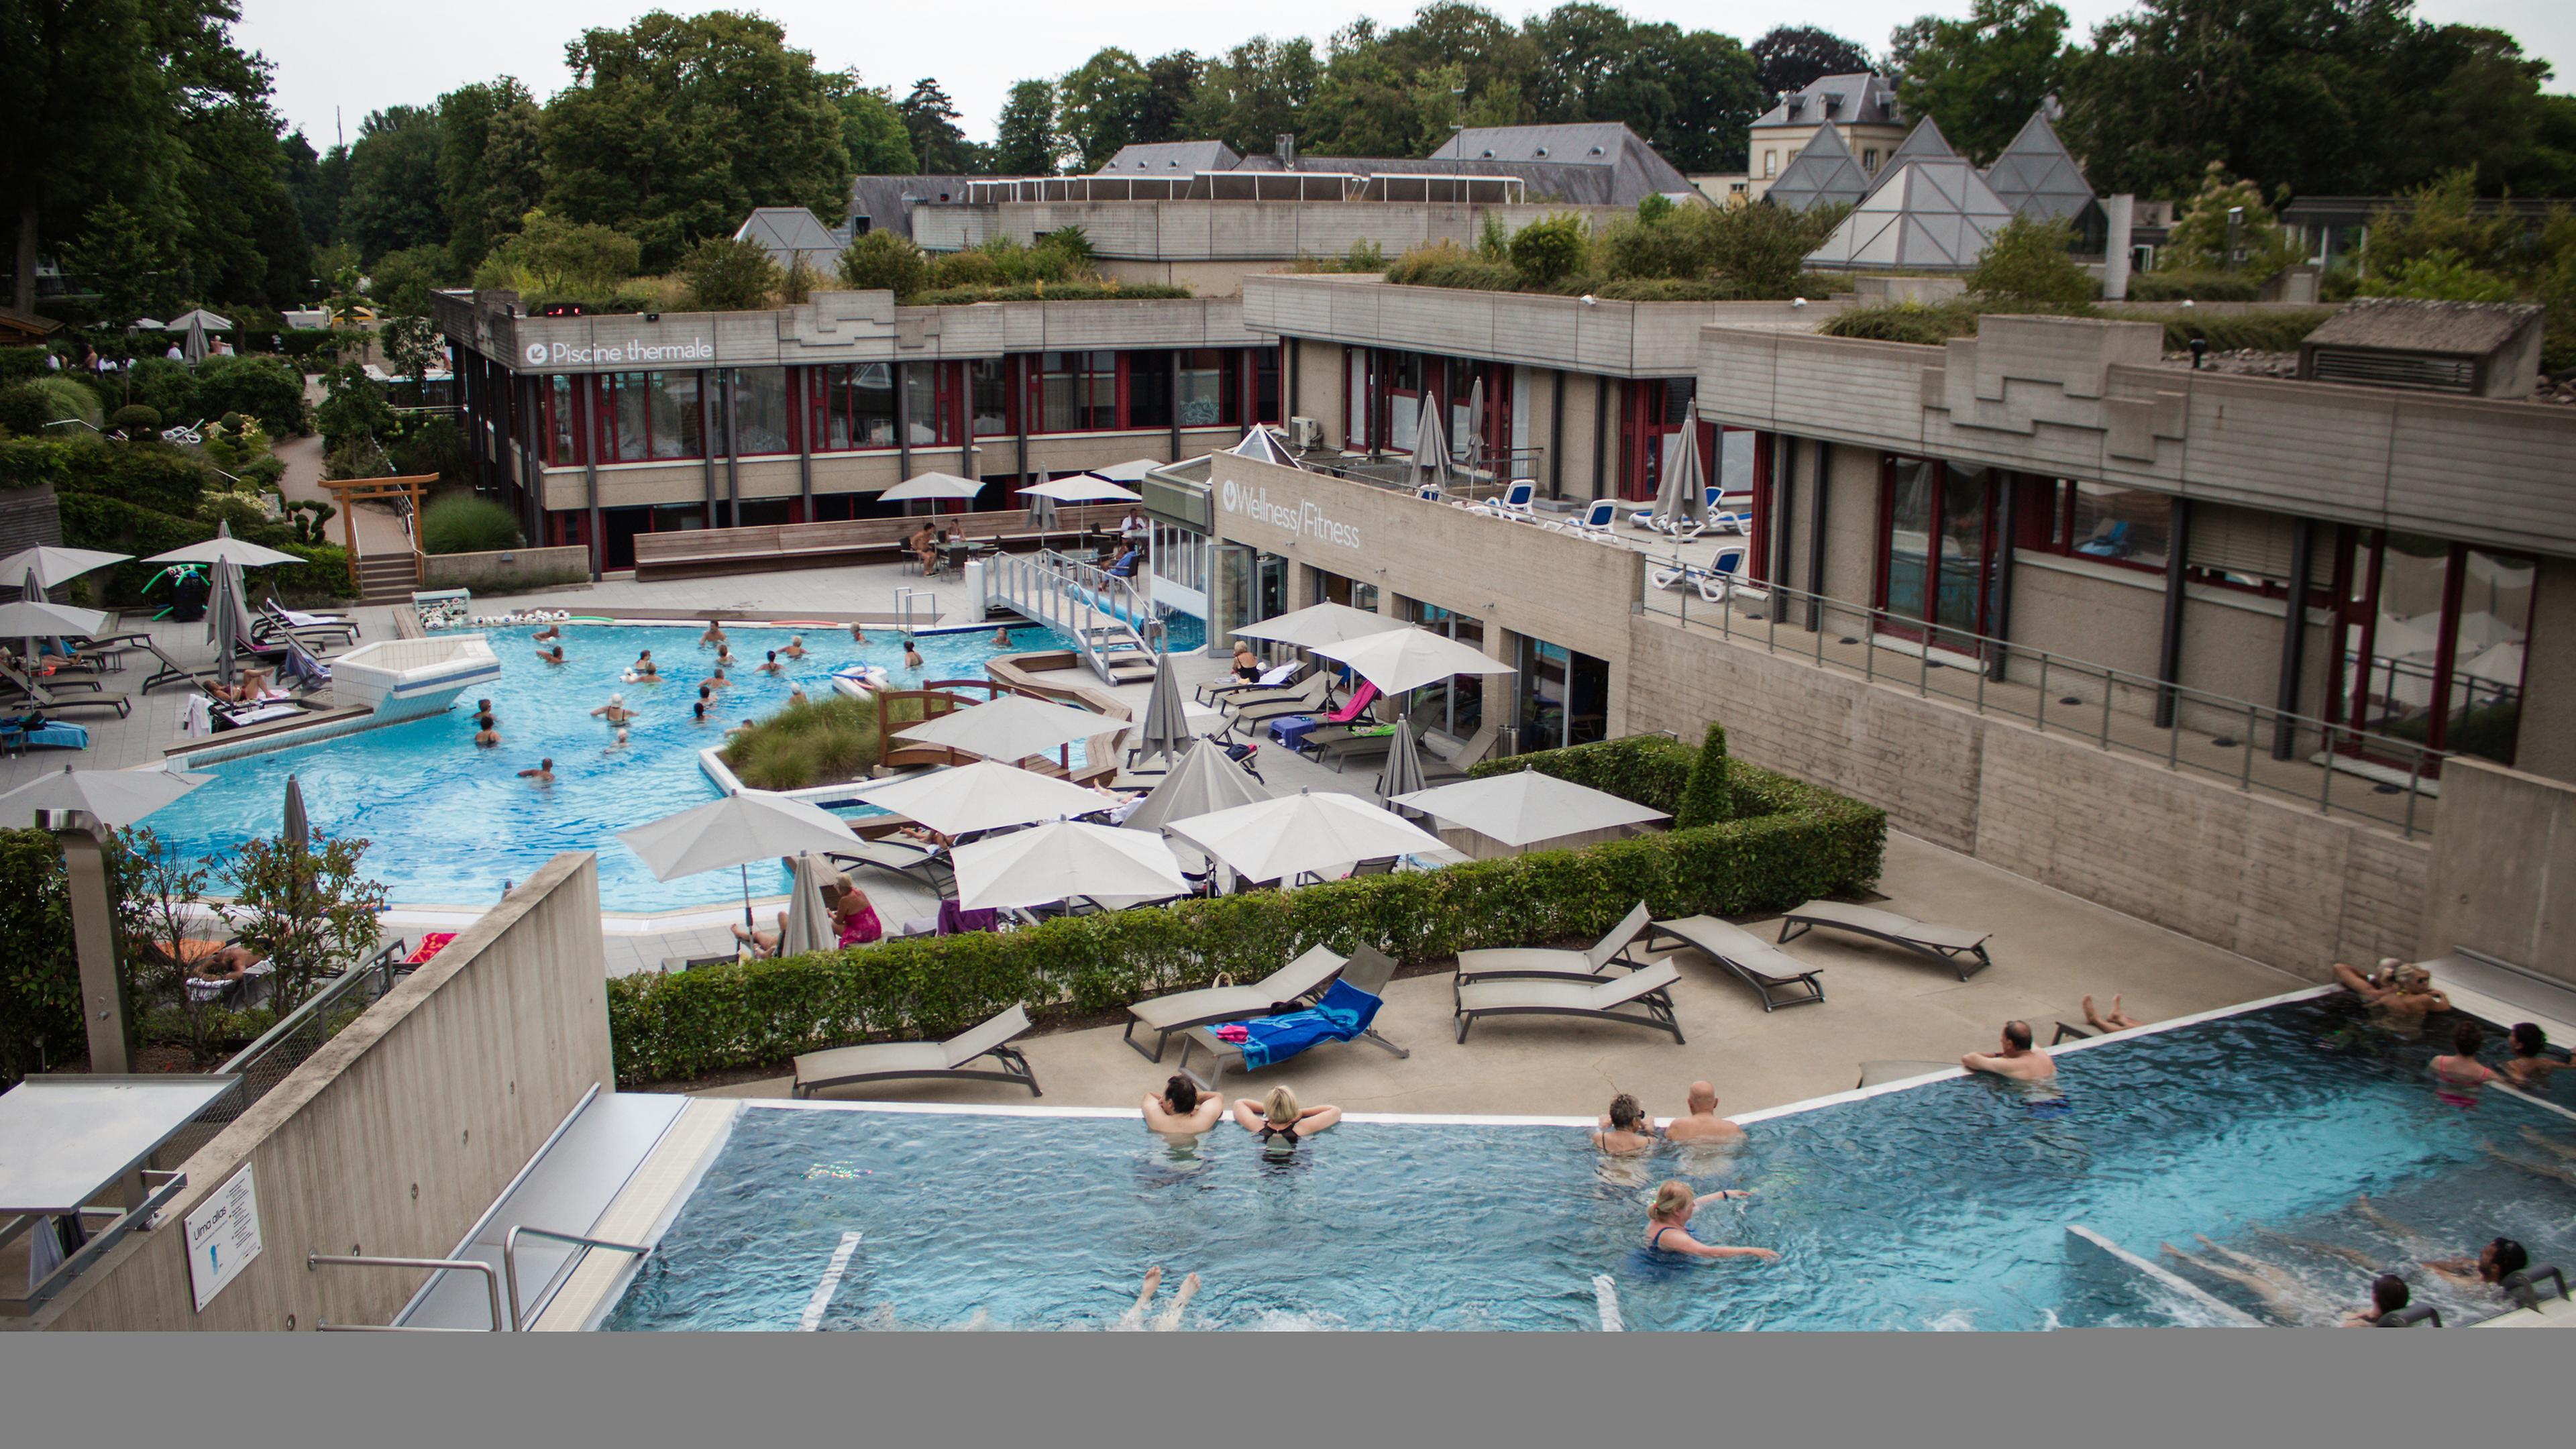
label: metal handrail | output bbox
[983,550,1155,684]
[215,938,407,1079]
[310,1252,504,1332]
[1638,557,2448,839]
[502,1225,651,1331]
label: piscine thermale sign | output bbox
[523,336,716,368]
[1218,478,1363,551]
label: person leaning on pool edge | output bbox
[2343,1273,2412,1326]
[1234,1087,1338,1153]
[1964,1020,2056,1081]
[1143,1075,1224,1135]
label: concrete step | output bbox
[354,553,419,602]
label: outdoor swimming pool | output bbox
[601,996,2576,1330]
[142,620,1076,911]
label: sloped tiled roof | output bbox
[1097,140,1242,176]
[2306,298,2543,357]
[1752,72,1902,131]
[1805,159,2017,270]
[1430,123,1695,201]
[1982,113,2098,225]
[1767,125,1872,213]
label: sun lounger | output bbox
[1777,900,1992,981]
[1296,722,1397,769]
[791,1002,1040,1099]
[1171,948,1409,1090]
[0,715,89,752]
[1454,902,1652,984]
[1644,914,1826,1011]
[256,599,359,646]
[1223,674,1333,739]
[1195,661,1303,707]
[139,639,288,696]
[0,662,129,717]
[1122,943,1349,1061]
[830,835,956,895]
[1453,959,1683,1043]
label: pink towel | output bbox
[1215,1024,1250,1042]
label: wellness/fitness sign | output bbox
[1218,477,1363,551]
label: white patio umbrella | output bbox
[1,566,109,669]
[1312,625,1516,696]
[1087,458,1163,484]
[1129,649,1192,771]
[145,518,304,569]
[843,759,1110,839]
[1165,790,1446,885]
[779,852,838,956]
[1227,600,1405,649]
[1392,769,1670,849]
[1022,475,1142,504]
[1405,406,1453,495]
[894,694,1108,765]
[1122,737,1271,833]
[616,790,862,931]
[877,471,985,503]
[1649,423,1708,534]
[0,547,131,591]
[950,820,1187,911]
[0,761,211,828]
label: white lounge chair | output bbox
[1169,948,1410,1090]
[1777,900,1992,981]
[1453,959,1683,1043]
[792,1003,1040,1098]
[1469,480,1539,521]
[1645,915,1825,1011]
[1454,902,1651,983]
[1547,498,1621,543]
[1123,944,1349,1061]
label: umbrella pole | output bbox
[741,862,755,935]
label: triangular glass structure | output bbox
[1982,112,2100,227]
[1804,159,2018,271]
[1864,118,1960,199]
[1232,425,1303,470]
[1766,125,1870,213]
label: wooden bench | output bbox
[629,503,1134,579]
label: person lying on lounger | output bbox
[189,943,264,981]
[732,911,789,958]
[1643,1181,1772,1262]
[2083,994,2143,1033]
[1592,1093,1656,1155]
[1963,1020,2056,1082]
[1234,1087,1339,1157]
[2343,1274,2412,1326]
[1143,1075,1226,1137]
[1661,1081,1745,1146]
[2331,960,2447,1036]
[1116,1266,1199,1331]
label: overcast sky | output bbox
[241,0,2575,148]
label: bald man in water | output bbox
[1661,1081,1745,1144]
[1964,1020,2057,1082]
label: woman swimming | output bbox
[2429,1019,2496,1107]
[2498,1023,2565,1091]
[1643,1181,1773,1262]
[631,649,659,678]
[590,693,638,724]
[1233,1087,1338,1156]
[1593,1093,1656,1155]
[781,635,808,659]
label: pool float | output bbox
[830,663,891,696]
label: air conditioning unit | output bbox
[1286,416,1324,451]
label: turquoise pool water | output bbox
[142,621,1073,910]
[602,998,2576,1330]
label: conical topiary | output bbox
[1672,721,1733,829]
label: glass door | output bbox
[1874,458,2002,652]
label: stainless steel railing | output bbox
[311,1252,504,1332]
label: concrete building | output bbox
[1746,73,1907,201]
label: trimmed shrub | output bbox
[1509,213,1590,288]
[1385,239,1521,292]
[837,231,928,298]
[193,355,309,437]
[1821,300,1982,346]
[1970,217,2098,309]
[680,235,784,311]
[604,740,1885,1084]
[111,404,162,438]
[718,696,884,790]
[2125,270,2262,303]
[1673,723,1734,829]
[421,493,523,555]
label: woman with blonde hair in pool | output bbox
[1232,1087,1338,1155]
[1644,1181,1772,1262]
[781,635,808,659]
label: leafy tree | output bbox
[192,354,307,436]
[217,826,388,1016]
[66,199,180,323]
[368,244,454,315]
[1969,215,2094,306]
[0,827,82,1084]
[338,105,449,263]
[2357,169,2544,282]
[544,10,853,268]
[824,71,918,174]
[1509,213,1589,286]
[2159,164,2299,276]
[991,80,1059,176]
[898,76,975,173]
[1888,0,2068,164]
[314,362,397,462]
[435,78,545,271]
[836,230,927,298]
[470,209,642,297]
[679,235,782,310]
[1057,49,1150,171]
[1138,52,1203,145]
[1750,25,1872,105]
[379,313,443,386]
[1597,197,1846,296]
[279,130,349,256]
[2357,252,2518,303]
[115,826,225,1066]
[1183,37,1324,156]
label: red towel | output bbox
[1216,1024,1250,1042]
[404,932,456,965]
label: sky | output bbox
[241,0,2576,149]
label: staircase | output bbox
[981,550,1161,686]
[354,551,420,604]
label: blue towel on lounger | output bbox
[1232,979,1381,1071]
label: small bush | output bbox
[1820,300,1983,346]
[0,376,102,435]
[111,404,162,437]
[1509,213,1591,288]
[1385,239,1521,291]
[837,231,928,299]
[2125,270,2261,303]
[908,280,1191,305]
[718,696,884,790]
[1970,217,2098,309]
[1672,722,1734,830]
[420,493,523,555]
[194,355,308,436]
[680,235,783,311]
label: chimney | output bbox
[1276,133,1297,170]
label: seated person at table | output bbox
[1119,506,1149,540]
[908,525,938,575]
[830,880,883,946]
[1106,544,1143,578]
[1143,1075,1226,1136]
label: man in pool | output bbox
[472,714,500,747]
[991,626,1013,649]
[517,757,553,783]
[1963,1020,2056,1082]
[701,666,732,691]
[590,694,638,724]
[700,621,727,647]
[1662,1082,1745,1145]
[788,684,809,706]
[2343,1274,2413,1326]
[1142,1075,1225,1136]
[2499,1023,2565,1091]
[2425,1236,2530,1291]
[631,649,658,678]
[758,650,785,676]
[725,718,755,739]
[902,639,924,671]
[1643,1181,1774,1262]
[606,727,630,752]
[2332,959,2449,1036]
[535,642,566,664]
[531,622,561,642]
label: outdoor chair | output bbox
[1222,674,1333,739]
[1548,499,1621,542]
[1454,902,1653,985]
[1642,915,1826,1012]
[1122,944,1350,1061]
[1777,900,1993,981]
[1171,948,1409,1091]
[791,1002,1040,1099]
[255,598,358,647]
[1295,722,1399,769]
[0,662,130,718]
[0,714,91,753]
[1470,480,1539,521]
[1452,959,1684,1044]
[1196,660,1302,707]
[830,835,957,897]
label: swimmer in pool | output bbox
[2423,1236,2531,1291]
[700,621,727,647]
[849,621,867,643]
[902,639,924,672]
[473,714,500,747]
[701,667,731,690]
[991,627,1013,648]
[2343,1274,2413,1326]
[725,717,755,738]
[606,727,629,752]
[758,650,784,676]
[1643,1181,1773,1262]
[1962,1020,2056,1082]
[632,649,659,678]
[692,701,708,723]
[531,622,561,642]
[1591,1093,1656,1155]
[2159,1235,2336,1320]
[1661,1081,1745,1146]
[590,693,638,724]
[1116,1266,1199,1331]
[517,757,553,783]
[788,684,809,706]
[2499,1023,2565,1091]
[1142,1075,1225,1136]
[781,635,808,659]
[1233,1087,1338,1154]
[2332,960,2448,1037]
[2428,1019,2496,1106]
[2083,994,2144,1033]
[535,642,565,664]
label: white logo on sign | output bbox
[1220,479,1240,511]
[524,343,547,365]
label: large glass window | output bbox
[812,363,897,450]
[902,363,948,445]
[596,372,704,462]
[1252,346,1281,424]
[1878,456,2004,643]
[1177,350,1225,427]
[545,376,580,464]
[1128,352,1172,429]
[731,368,791,455]
[969,359,1011,437]
[2328,532,2534,768]
[1884,459,1937,624]
[2019,479,2171,571]
[1038,351,1116,432]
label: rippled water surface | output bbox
[604,999,2576,1330]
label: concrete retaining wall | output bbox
[421,545,592,594]
[38,853,612,1331]
[1623,616,2426,977]
[2419,759,2576,987]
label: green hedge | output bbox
[2130,307,2337,354]
[604,738,1886,1085]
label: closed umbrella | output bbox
[1405,406,1452,496]
[1312,626,1516,696]
[282,773,309,846]
[0,547,131,592]
[1650,423,1708,535]
[877,471,985,503]
[894,694,1107,765]
[1122,737,1271,833]
[1130,649,1191,772]
[206,558,248,687]
[181,313,210,366]
[1226,601,1405,649]
[617,790,863,932]
[1165,790,1446,885]
[780,852,837,956]
[1392,769,1670,849]
[145,518,305,569]
[1376,714,1427,805]
[843,759,1110,839]
[950,820,1187,911]
[0,761,211,828]
[1460,376,1485,473]
[1,566,109,673]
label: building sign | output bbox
[184,1165,264,1311]
[521,335,716,369]
[1217,476,1363,551]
